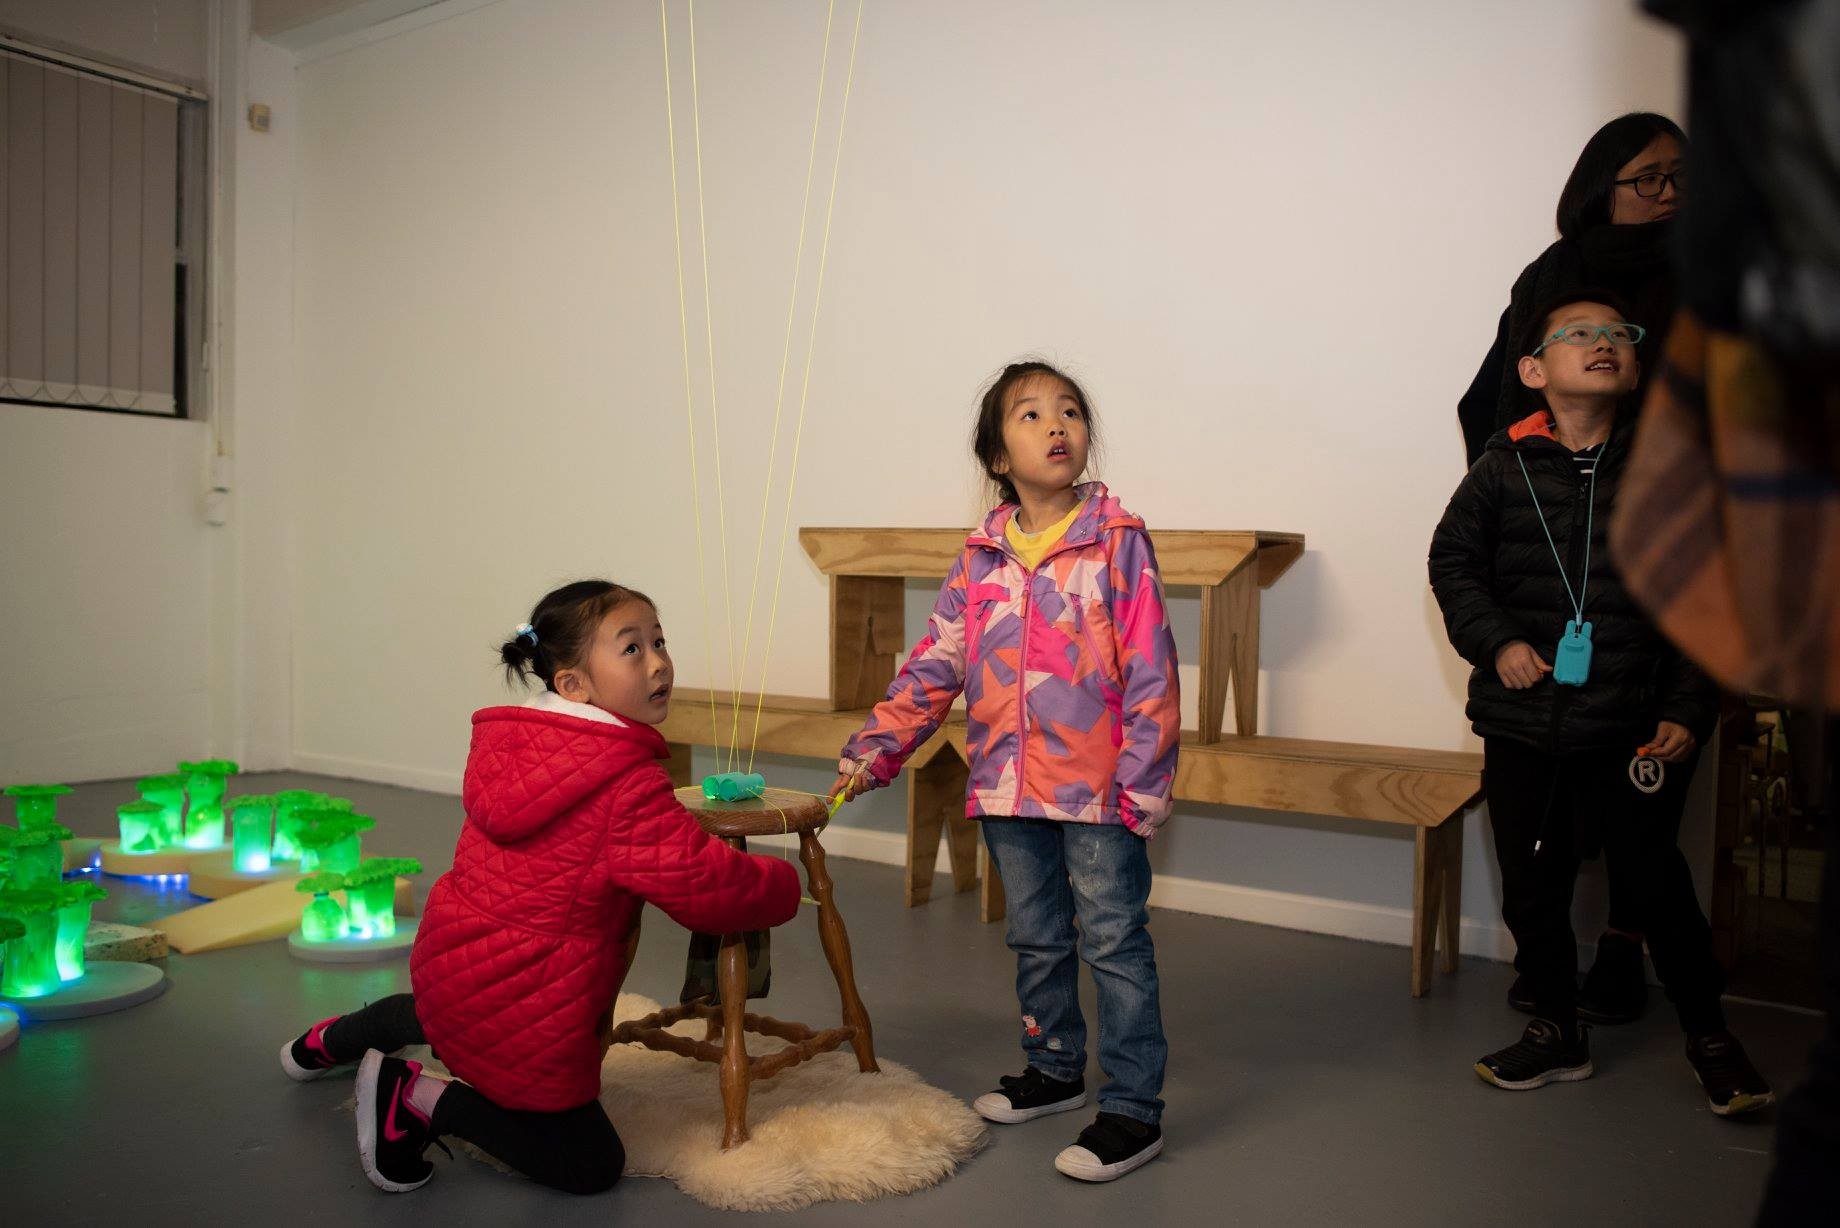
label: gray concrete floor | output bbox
[1,772,1822,1226]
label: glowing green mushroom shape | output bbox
[116,801,164,854]
[341,857,423,940]
[229,795,277,873]
[0,888,64,998]
[0,916,23,982]
[136,774,188,850]
[5,783,74,833]
[176,760,240,849]
[295,873,349,943]
[270,790,338,861]
[0,825,72,890]
[295,811,376,875]
[53,879,108,982]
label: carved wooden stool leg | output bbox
[799,832,879,1073]
[717,933,751,1148]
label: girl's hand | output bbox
[1641,721,1697,764]
[1495,640,1552,690]
[829,767,871,806]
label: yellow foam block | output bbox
[154,876,420,955]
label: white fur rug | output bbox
[417,993,986,1211]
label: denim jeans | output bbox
[980,817,1167,1124]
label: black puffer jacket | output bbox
[1430,409,1719,752]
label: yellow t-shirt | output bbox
[1005,499,1085,571]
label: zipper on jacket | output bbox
[1016,572,1033,814]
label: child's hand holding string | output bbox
[828,766,873,807]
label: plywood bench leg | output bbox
[830,575,906,709]
[1412,826,1437,997]
[665,741,695,789]
[980,831,1006,924]
[1438,814,1464,976]
[905,750,962,907]
[1198,561,1259,742]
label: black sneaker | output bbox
[973,1067,1088,1124]
[1578,932,1648,1025]
[1506,974,1537,1014]
[355,1050,443,1193]
[1686,1030,1775,1117]
[1053,1112,1163,1182]
[280,1015,352,1082]
[1475,1019,1593,1090]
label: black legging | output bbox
[322,993,623,1196]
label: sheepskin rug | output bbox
[419,993,987,1211]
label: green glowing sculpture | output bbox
[703,771,767,802]
[53,880,108,982]
[0,888,63,998]
[270,790,333,862]
[0,826,71,890]
[116,802,164,854]
[5,783,73,832]
[136,774,188,849]
[341,858,423,941]
[295,811,376,875]
[296,873,349,943]
[0,916,22,978]
[176,760,240,849]
[229,795,276,873]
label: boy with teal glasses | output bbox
[1429,288,1772,1115]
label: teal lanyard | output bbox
[1517,448,1597,626]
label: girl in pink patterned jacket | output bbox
[832,360,1179,1183]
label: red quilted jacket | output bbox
[409,704,801,1111]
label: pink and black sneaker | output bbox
[355,1050,443,1193]
[280,1015,352,1082]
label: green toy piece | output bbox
[176,760,240,849]
[341,857,423,940]
[0,826,72,890]
[136,774,188,849]
[295,811,376,874]
[115,802,165,854]
[295,872,349,943]
[229,795,277,873]
[53,880,109,982]
[703,771,767,802]
[5,783,73,832]
[0,887,63,998]
[271,790,339,861]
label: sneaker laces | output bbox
[1690,1033,1757,1083]
[1489,1022,1586,1079]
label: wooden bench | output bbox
[661,688,1481,997]
[665,525,1480,996]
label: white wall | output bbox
[281,0,1687,952]
[0,2,299,785]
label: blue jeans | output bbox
[980,818,1167,1125]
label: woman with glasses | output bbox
[1459,113,1686,467]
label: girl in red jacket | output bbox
[278,580,801,1195]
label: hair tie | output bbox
[515,623,538,647]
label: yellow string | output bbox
[685,0,745,772]
[747,0,865,773]
[730,0,839,762]
[660,0,722,761]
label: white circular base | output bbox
[288,920,418,964]
[186,851,303,899]
[99,841,205,879]
[0,1007,18,1051]
[0,961,168,1021]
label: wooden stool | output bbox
[609,787,879,1149]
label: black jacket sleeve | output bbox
[1654,641,1722,744]
[1458,306,1512,467]
[1430,458,1527,672]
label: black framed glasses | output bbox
[1613,169,1686,198]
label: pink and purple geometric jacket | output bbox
[839,483,1181,837]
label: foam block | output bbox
[154,876,419,954]
[85,921,168,964]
